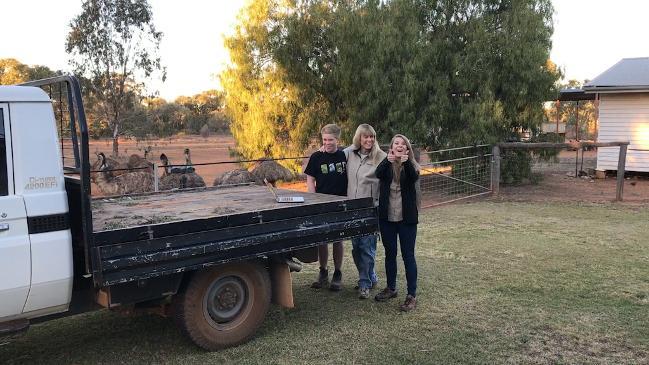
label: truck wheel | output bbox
[174,261,271,350]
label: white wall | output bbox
[597,93,649,172]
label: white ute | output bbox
[0,85,73,326]
[0,76,378,350]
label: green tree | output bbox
[175,90,228,134]
[223,0,560,160]
[66,0,165,156]
[148,101,189,137]
[221,0,323,170]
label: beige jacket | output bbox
[344,145,387,205]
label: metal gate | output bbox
[419,145,493,207]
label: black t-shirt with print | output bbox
[304,150,347,196]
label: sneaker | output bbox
[374,287,398,302]
[399,295,417,312]
[358,288,370,299]
[310,268,329,289]
[354,281,378,290]
[329,270,342,291]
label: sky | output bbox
[550,0,649,84]
[1,0,648,100]
[0,0,247,100]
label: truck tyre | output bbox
[173,261,271,350]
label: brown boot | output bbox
[399,295,417,312]
[374,287,398,302]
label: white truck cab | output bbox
[0,86,73,323]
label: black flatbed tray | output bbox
[90,185,377,286]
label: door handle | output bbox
[0,223,9,231]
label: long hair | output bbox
[390,134,421,182]
[352,124,376,149]
[351,124,383,164]
[389,134,420,172]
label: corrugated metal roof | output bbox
[584,57,649,92]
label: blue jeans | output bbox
[380,220,418,297]
[352,235,379,289]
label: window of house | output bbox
[0,109,8,196]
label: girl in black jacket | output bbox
[374,134,420,311]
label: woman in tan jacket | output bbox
[344,124,387,299]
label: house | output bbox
[584,57,649,173]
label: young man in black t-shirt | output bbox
[304,124,347,291]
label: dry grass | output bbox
[1,201,648,364]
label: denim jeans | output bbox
[352,234,379,289]
[379,219,418,297]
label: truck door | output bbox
[0,104,31,319]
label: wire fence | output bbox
[87,144,498,205]
[500,147,599,184]
[418,145,493,207]
[531,148,597,177]
[495,142,645,202]
[499,146,608,201]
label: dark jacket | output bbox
[375,157,419,224]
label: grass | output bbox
[2,201,648,364]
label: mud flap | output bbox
[269,262,294,309]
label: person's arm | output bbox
[306,175,316,193]
[375,157,391,180]
[304,152,319,193]
[402,160,420,184]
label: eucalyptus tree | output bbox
[223,0,560,161]
[66,0,165,156]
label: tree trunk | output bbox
[112,123,119,157]
[112,137,119,157]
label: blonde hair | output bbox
[352,124,376,149]
[390,134,420,174]
[321,124,341,139]
[350,123,385,165]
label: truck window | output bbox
[0,109,7,196]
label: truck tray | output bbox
[91,185,377,285]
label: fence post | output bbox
[491,145,500,195]
[616,143,627,201]
[153,163,159,192]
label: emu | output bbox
[94,152,154,196]
[158,148,206,190]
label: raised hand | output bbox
[387,149,396,162]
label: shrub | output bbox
[501,149,534,185]
[200,124,210,138]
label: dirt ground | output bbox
[497,173,649,204]
[497,149,649,204]
[89,134,241,195]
